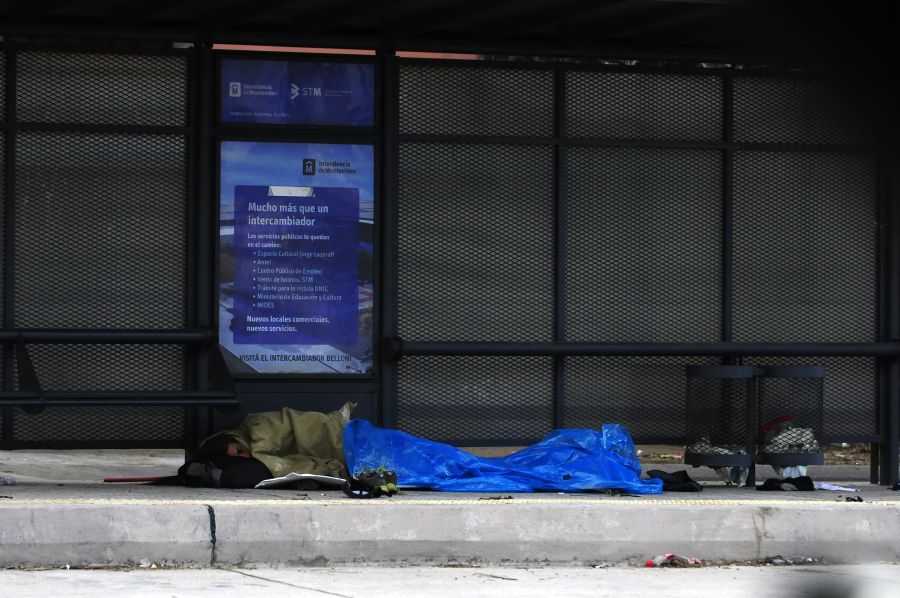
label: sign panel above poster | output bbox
[220,58,375,126]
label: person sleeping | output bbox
[178,402,354,488]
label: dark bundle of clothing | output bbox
[756,476,815,491]
[177,455,273,489]
[646,469,703,492]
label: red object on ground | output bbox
[760,414,796,434]
[645,554,674,567]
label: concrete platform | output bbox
[1,450,898,568]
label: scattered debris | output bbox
[0,476,16,486]
[764,556,819,566]
[638,443,867,465]
[892,482,900,491]
[654,454,684,461]
[593,562,610,569]
[605,488,641,497]
[774,465,807,479]
[712,466,750,487]
[765,555,793,566]
[845,496,864,503]
[0,495,12,499]
[645,554,702,568]
[479,495,514,500]
[814,482,858,492]
[474,572,518,581]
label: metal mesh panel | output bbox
[566,71,722,140]
[0,130,4,327]
[734,77,867,145]
[12,405,185,444]
[0,50,5,116]
[397,142,555,341]
[29,344,185,391]
[397,356,554,443]
[564,356,716,442]
[0,131,5,387]
[0,52,5,415]
[14,131,187,328]
[565,147,722,341]
[757,370,823,457]
[685,372,755,458]
[733,151,876,343]
[749,356,876,439]
[399,64,555,136]
[0,50,5,339]
[16,52,187,126]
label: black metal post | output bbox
[884,360,899,485]
[721,74,734,345]
[553,64,567,430]
[379,49,399,428]
[882,152,900,485]
[191,40,215,448]
[2,44,15,449]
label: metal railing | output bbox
[0,328,238,411]
[388,338,900,359]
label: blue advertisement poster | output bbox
[220,58,374,126]
[219,141,374,375]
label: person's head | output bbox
[226,441,251,458]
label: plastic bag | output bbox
[343,419,662,494]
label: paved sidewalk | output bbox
[2,565,900,598]
[1,449,897,568]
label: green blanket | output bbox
[194,402,355,479]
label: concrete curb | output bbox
[1,499,898,567]
[0,504,212,567]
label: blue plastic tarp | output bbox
[343,419,663,494]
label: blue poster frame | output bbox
[216,136,379,380]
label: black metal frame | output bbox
[0,330,237,409]
[0,39,239,450]
[383,55,899,484]
[880,150,900,484]
[0,33,893,483]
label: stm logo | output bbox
[302,159,316,176]
[228,82,241,97]
[290,83,322,100]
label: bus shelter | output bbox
[0,0,897,486]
